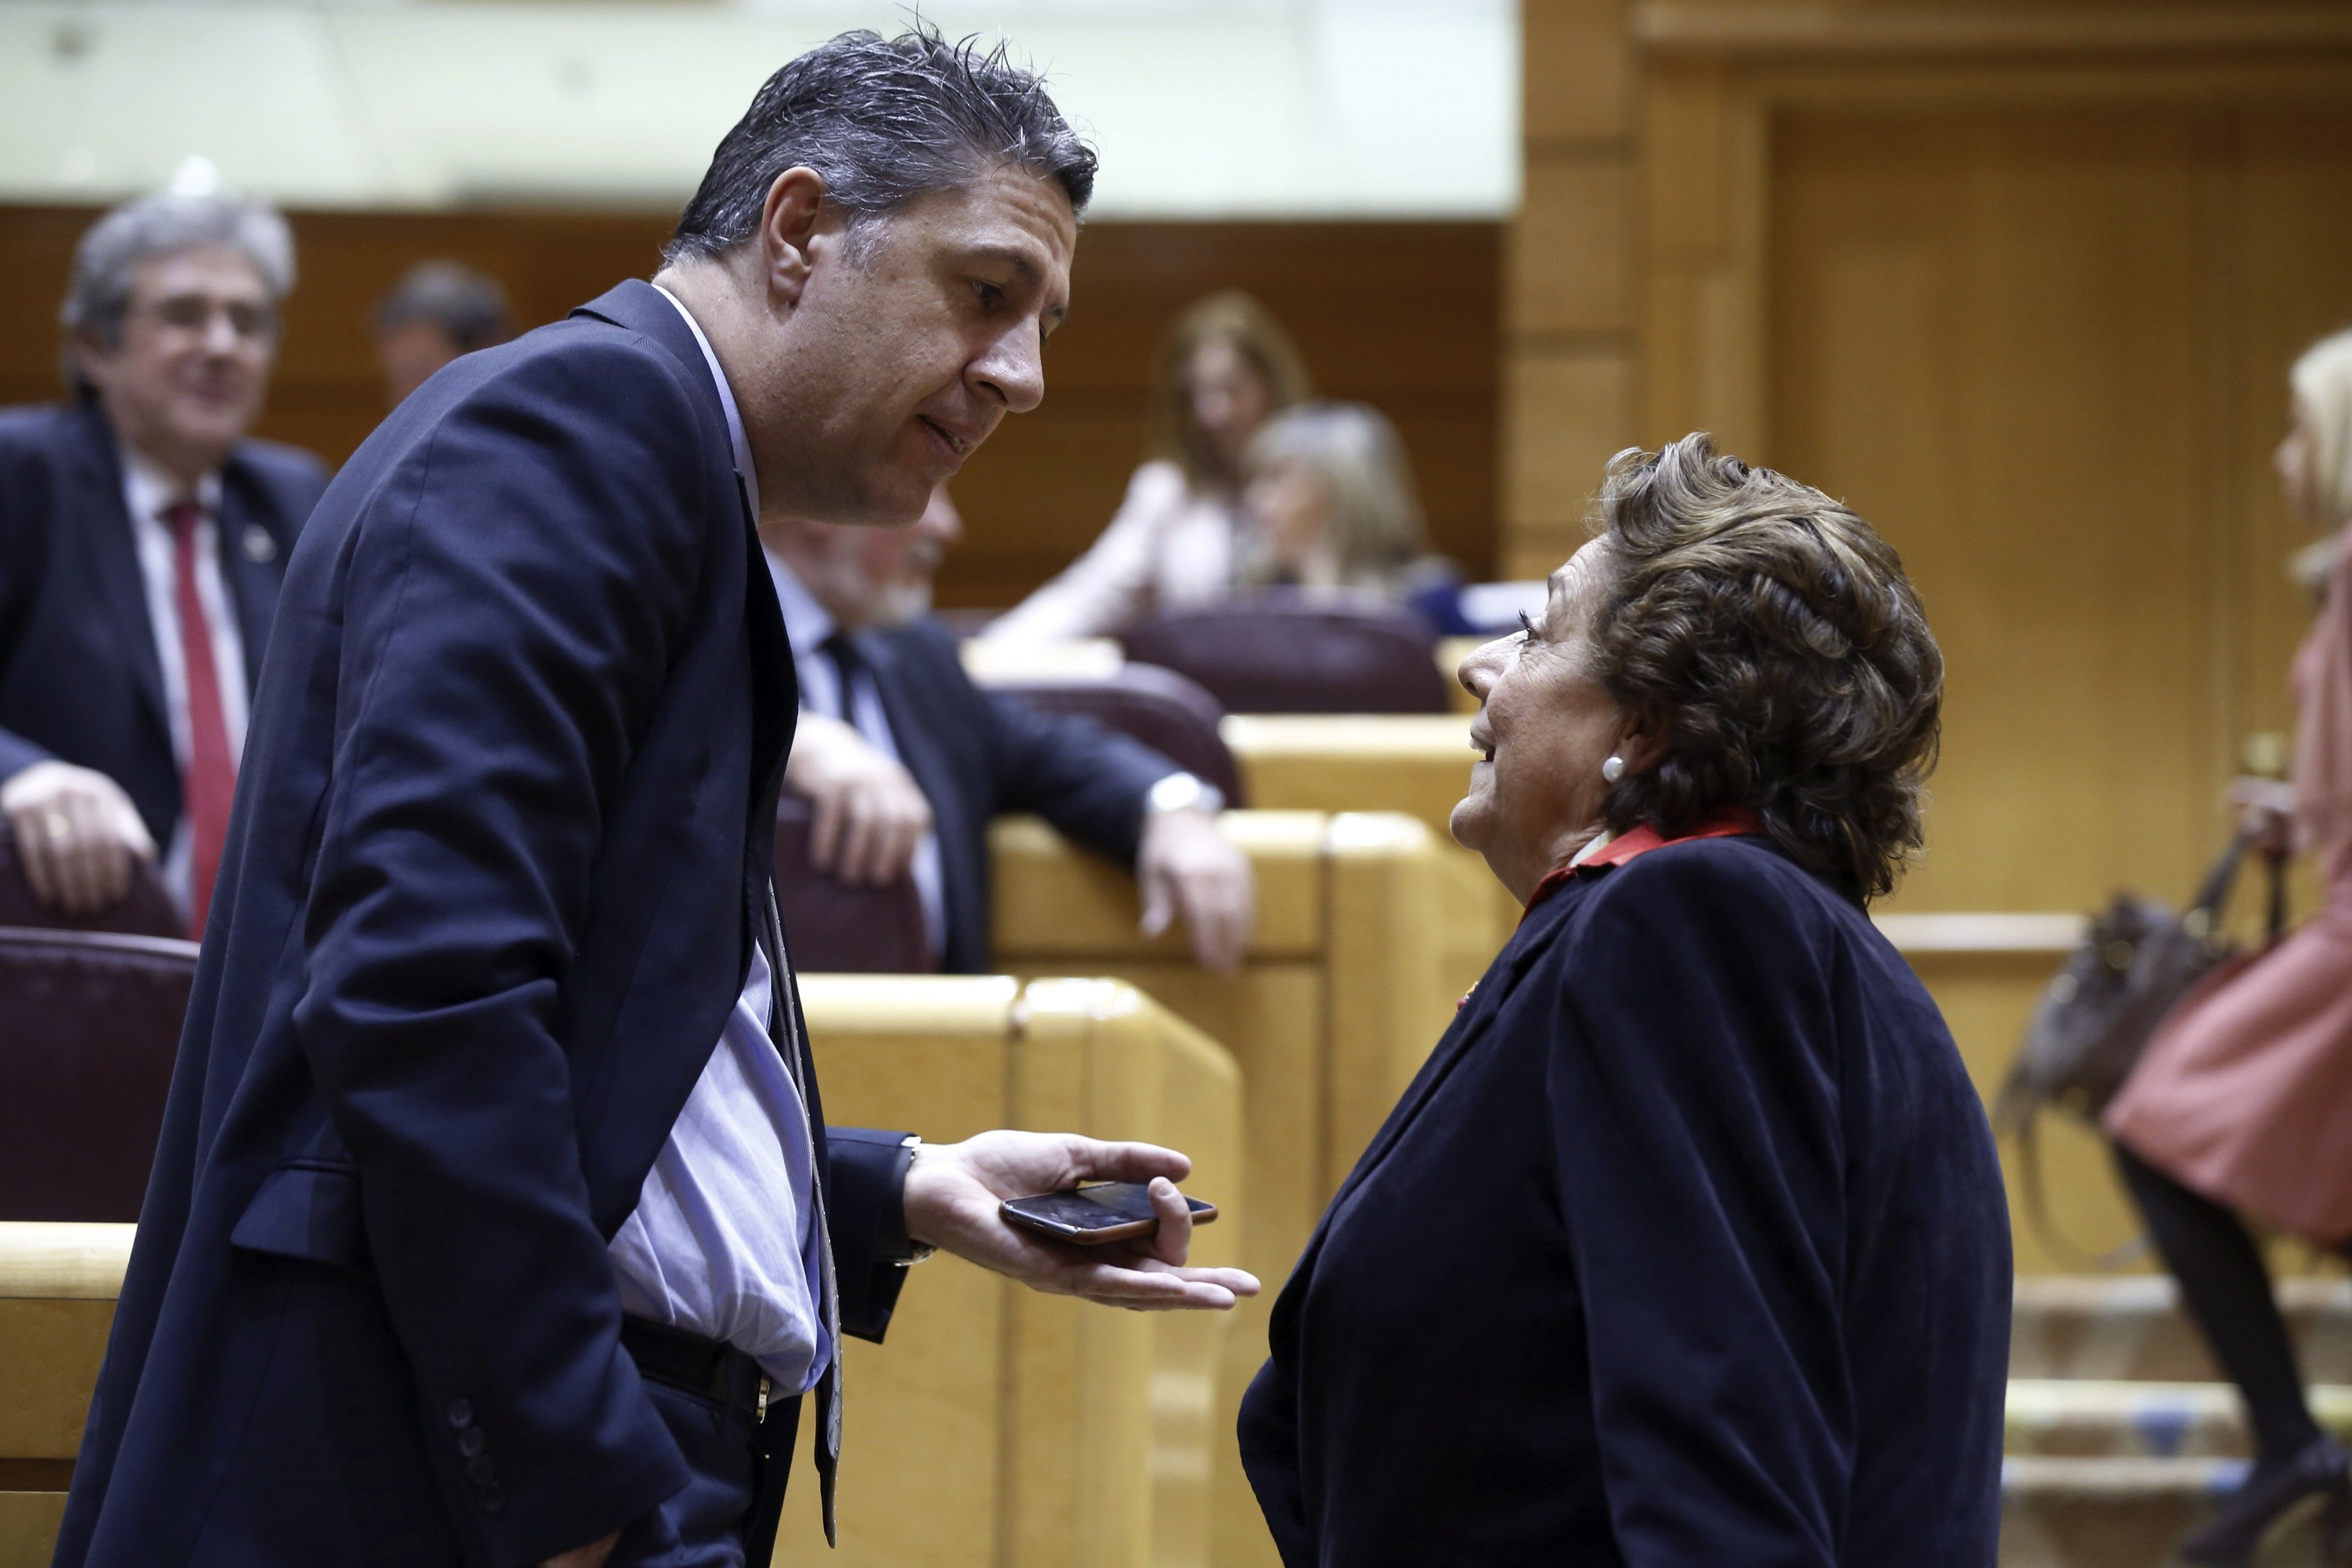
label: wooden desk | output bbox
[0,984,1240,1568]
[775,976,1244,1568]
[990,808,1500,1568]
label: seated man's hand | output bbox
[0,760,156,915]
[1138,806,1255,974]
[783,712,933,886]
[903,1131,1261,1311]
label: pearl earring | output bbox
[1601,755,1626,784]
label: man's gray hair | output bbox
[665,24,1095,266]
[59,193,294,385]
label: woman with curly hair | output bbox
[1238,433,2011,1566]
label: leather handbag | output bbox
[1993,830,2286,1262]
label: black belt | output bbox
[620,1317,773,1420]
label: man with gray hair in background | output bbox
[0,194,326,935]
[55,26,1255,1568]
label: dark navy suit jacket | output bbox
[855,616,1179,974]
[55,281,914,1568]
[0,397,326,844]
[1239,836,2013,1566]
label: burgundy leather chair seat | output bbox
[772,797,933,974]
[0,927,198,1221]
[0,819,182,938]
[1123,600,1451,715]
[982,662,1245,806]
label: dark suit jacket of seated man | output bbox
[0,194,328,932]
[765,489,1254,976]
[55,30,1255,1568]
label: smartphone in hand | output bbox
[1000,1182,1218,1246]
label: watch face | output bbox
[1150,774,1222,815]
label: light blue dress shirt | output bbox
[604,285,829,1392]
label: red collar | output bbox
[1520,808,1762,921]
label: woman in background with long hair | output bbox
[1233,401,1458,620]
[2105,328,2352,1564]
[985,290,1309,641]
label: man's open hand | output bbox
[903,1131,1260,1311]
[783,712,932,885]
[1137,805,1255,973]
[1,760,156,914]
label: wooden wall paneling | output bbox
[1631,4,2352,62]
[1511,0,1643,580]
[1524,0,1634,147]
[1769,107,2230,914]
[1512,161,1634,337]
[0,209,1500,610]
[1637,60,1769,454]
[1502,349,1633,577]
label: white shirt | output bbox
[981,460,1242,642]
[603,284,829,1391]
[606,946,829,1389]
[119,450,251,914]
[763,551,950,962]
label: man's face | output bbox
[378,320,463,408]
[767,164,1075,528]
[79,245,277,480]
[776,483,965,631]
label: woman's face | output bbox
[1188,338,1273,480]
[1242,458,1330,573]
[2276,395,2322,526]
[1451,540,1645,903]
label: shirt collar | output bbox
[1520,807,1763,920]
[119,442,223,525]
[762,547,835,656]
[651,282,760,521]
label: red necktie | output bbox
[165,501,237,937]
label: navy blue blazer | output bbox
[55,281,916,1568]
[0,398,326,845]
[1239,835,2012,1567]
[855,616,1180,974]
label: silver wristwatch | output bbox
[1145,771,1226,816]
[896,1135,937,1266]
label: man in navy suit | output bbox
[0,193,327,933]
[768,484,1256,973]
[55,28,1255,1568]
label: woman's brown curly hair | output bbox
[1587,434,1943,901]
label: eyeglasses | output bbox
[136,293,277,343]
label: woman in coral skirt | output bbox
[2106,327,2352,1565]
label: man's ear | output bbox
[68,331,118,397]
[756,166,831,313]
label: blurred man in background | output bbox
[0,193,326,933]
[374,258,516,406]
[771,484,1255,972]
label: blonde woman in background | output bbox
[2103,327,2352,1565]
[1237,401,1461,625]
[985,290,1309,641]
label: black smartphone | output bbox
[999,1182,1219,1246]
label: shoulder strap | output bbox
[2015,1103,2148,1271]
